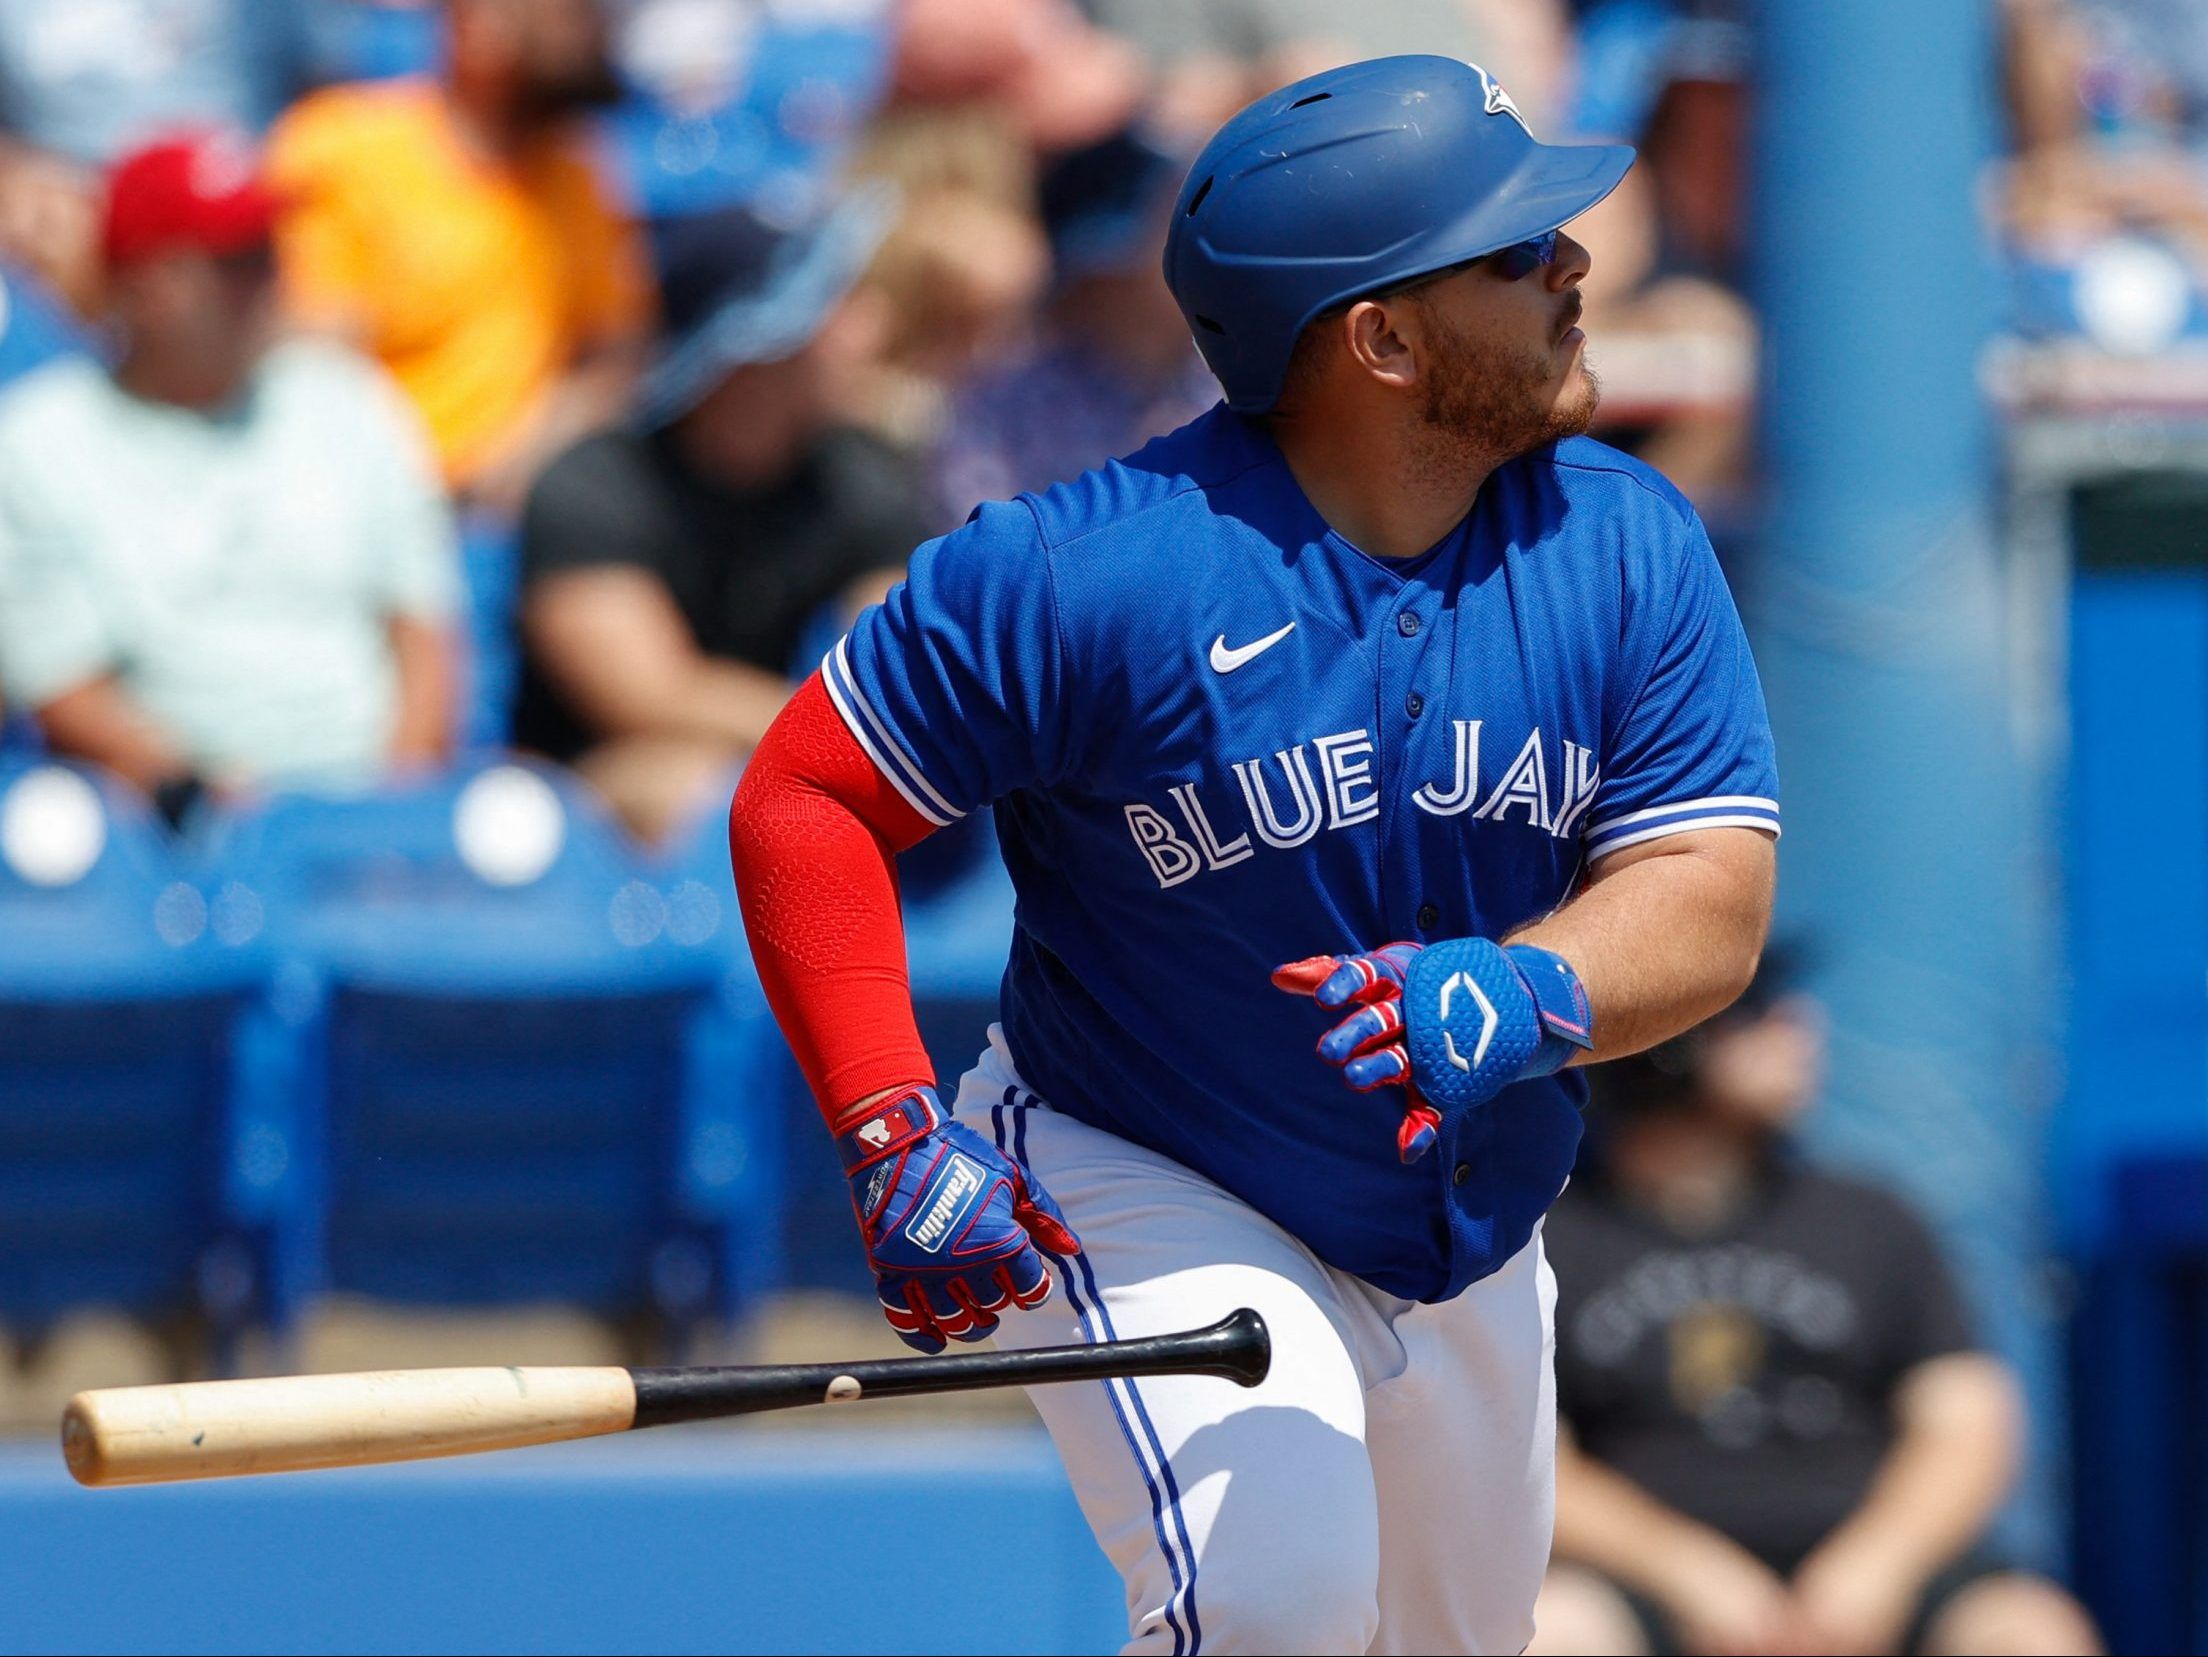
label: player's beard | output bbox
[1414,309,1602,470]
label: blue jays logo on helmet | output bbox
[1474,65,1530,131]
[1162,54,1635,413]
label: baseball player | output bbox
[729,55,1778,1655]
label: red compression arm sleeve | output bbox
[728,672,939,1125]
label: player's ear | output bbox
[1343,297,1419,394]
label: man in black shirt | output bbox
[513,191,928,841]
[1532,964,2101,1656]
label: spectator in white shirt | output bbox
[0,131,459,822]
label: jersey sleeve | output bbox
[818,498,1075,826]
[1582,517,1780,861]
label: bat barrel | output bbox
[64,1367,638,1488]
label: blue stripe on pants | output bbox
[1001,1093,1204,1653]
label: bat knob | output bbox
[1208,1308,1272,1388]
[59,1404,97,1485]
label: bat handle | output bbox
[628,1309,1272,1427]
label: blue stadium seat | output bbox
[0,762,265,1358]
[206,762,782,1348]
[456,514,522,752]
[652,776,798,1306]
[0,705,42,758]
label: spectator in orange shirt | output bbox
[266,0,650,513]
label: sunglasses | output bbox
[1483,229,1559,282]
[1307,229,1567,335]
[1331,230,1562,316]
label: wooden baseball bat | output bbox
[62,1308,1269,1488]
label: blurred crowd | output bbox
[0,0,2199,835]
[0,3,2181,1651]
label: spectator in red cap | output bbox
[0,132,460,821]
[0,0,310,316]
[96,132,284,404]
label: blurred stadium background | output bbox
[0,0,2200,1652]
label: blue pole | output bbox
[1751,0,2056,1555]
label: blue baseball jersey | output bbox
[824,405,1778,1302]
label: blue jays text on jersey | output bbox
[821,405,1779,1303]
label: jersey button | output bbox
[1453,1162,1471,1186]
[1417,902,1439,930]
[1397,612,1421,637]
[1405,692,1424,718]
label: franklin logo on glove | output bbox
[836,1086,1081,1352]
[908,1156,987,1252]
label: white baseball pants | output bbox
[956,1028,1558,1656]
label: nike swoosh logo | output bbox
[1209,622,1296,673]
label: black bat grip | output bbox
[629,1308,1270,1429]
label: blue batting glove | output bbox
[838,1086,1082,1353]
[1274,939,1595,1162]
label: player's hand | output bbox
[1272,943,1445,1160]
[1272,938,1594,1162]
[837,1085,1081,1353]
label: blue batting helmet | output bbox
[1163,55,1636,413]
